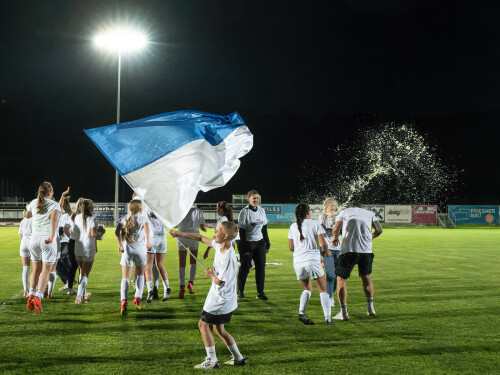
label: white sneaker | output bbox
[83,292,92,301]
[194,357,221,369]
[67,288,77,295]
[224,357,248,366]
[330,297,335,307]
[333,311,349,321]
[58,283,69,291]
[367,307,376,316]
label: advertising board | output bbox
[412,205,437,224]
[362,205,385,223]
[385,205,412,224]
[261,204,296,223]
[447,205,499,224]
[93,203,128,222]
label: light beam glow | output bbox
[94,27,148,53]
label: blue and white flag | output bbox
[84,110,253,228]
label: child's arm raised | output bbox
[169,229,212,246]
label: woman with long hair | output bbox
[115,199,151,315]
[18,205,32,298]
[203,201,237,260]
[26,181,61,312]
[73,199,105,303]
[288,203,333,325]
[67,196,84,295]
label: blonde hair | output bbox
[246,190,259,199]
[23,209,27,218]
[122,199,142,243]
[80,199,94,231]
[36,182,53,213]
[322,197,338,224]
[62,196,72,215]
[71,197,85,222]
[220,221,238,241]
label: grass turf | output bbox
[0,226,499,374]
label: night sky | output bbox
[1,1,499,205]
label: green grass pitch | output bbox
[0,226,499,374]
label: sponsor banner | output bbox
[310,205,323,221]
[93,203,128,222]
[385,205,412,224]
[261,204,296,223]
[362,205,385,223]
[412,205,437,224]
[448,205,500,224]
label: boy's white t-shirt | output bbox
[203,240,238,315]
[177,207,205,248]
[18,217,33,240]
[27,198,61,236]
[237,206,268,241]
[318,214,341,251]
[119,213,148,244]
[148,216,166,238]
[288,219,325,267]
[74,214,98,252]
[336,207,378,254]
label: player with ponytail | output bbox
[115,199,151,314]
[288,203,333,325]
[203,201,238,260]
[25,181,61,312]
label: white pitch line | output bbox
[0,290,24,311]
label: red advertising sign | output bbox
[412,205,437,224]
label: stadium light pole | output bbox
[93,27,149,225]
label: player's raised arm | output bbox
[169,230,212,246]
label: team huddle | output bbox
[18,182,382,370]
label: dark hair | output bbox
[246,190,259,199]
[295,203,310,241]
[217,201,234,222]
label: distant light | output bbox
[94,27,148,53]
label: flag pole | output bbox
[178,240,208,271]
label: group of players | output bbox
[18,182,382,369]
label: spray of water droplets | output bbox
[298,122,456,206]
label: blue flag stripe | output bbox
[84,110,245,175]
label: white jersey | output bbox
[120,213,148,251]
[74,214,98,252]
[69,214,79,241]
[18,217,33,240]
[203,240,238,315]
[336,207,378,254]
[288,219,325,267]
[148,216,166,238]
[318,214,341,251]
[59,212,71,243]
[177,207,205,248]
[237,206,268,242]
[27,198,61,236]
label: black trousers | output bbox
[237,239,266,294]
[67,239,79,289]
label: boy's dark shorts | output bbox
[335,252,374,279]
[200,310,232,325]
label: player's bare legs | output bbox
[361,274,375,315]
[334,276,349,321]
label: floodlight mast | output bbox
[94,27,148,225]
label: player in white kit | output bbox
[26,181,61,313]
[170,221,248,369]
[73,199,105,303]
[176,206,206,298]
[289,203,333,325]
[115,199,151,315]
[203,201,239,260]
[18,206,33,298]
[145,212,171,303]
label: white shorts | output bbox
[177,238,199,251]
[20,237,31,257]
[75,242,96,262]
[148,237,167,254]
[294,261,325,281]
[120,242,147,267]
[29,236,57,264]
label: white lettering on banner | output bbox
[385,205,412,223]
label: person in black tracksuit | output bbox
[236,190,270,300]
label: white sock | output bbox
[341,304,349,319]
[178,267,185,286]
[22,266,30,292]
[367,297,375,314]
[135,275,145,299]
[320,292,331,321]
[77,276,88,300]
[36,291,44,299]
[299,290,311,315]
[146,281,153,293]
[29,288,35,297]
[205,346,217,362]
[163,279,170,290]
[189,264,196,283]
[47,272,57,296]
[227,342,243,361]
[121,278,130,301]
